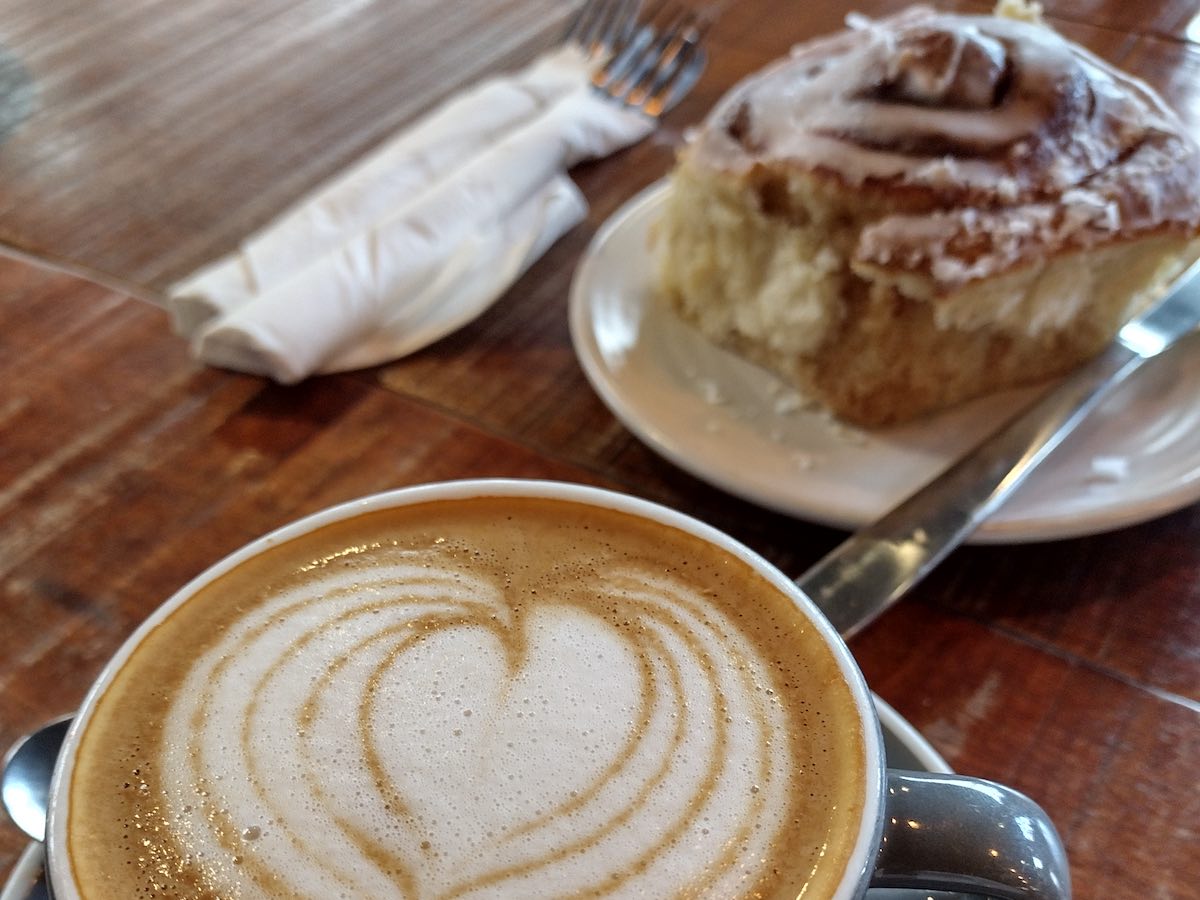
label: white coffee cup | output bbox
[45,480,1070,898]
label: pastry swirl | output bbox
[658,5,1200,425]
[691,6,1200,289]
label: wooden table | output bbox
[1,1,1197,897]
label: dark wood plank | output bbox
[915,514,1200,702]
[852,602,1200,900]
[0,0,574,291]
[2,2,1199,898]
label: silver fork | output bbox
[573,0,710,117]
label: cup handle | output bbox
[871,770,1071,898]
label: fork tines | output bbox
[593,2,710,118]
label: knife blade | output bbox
[797,256,1200,639]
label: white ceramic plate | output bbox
[570,182,1200,543]
[875,695,950,774]
[0,844,43,900]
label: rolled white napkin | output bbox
[166,45,653,382]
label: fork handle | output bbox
[797,338,1145,638]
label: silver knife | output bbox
[798,257,1200,638]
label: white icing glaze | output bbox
[688,5,1200,289]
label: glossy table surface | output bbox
[1,1,1198,898]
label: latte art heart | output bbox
[67,498,866,898]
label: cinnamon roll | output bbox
[656,4,1200,426]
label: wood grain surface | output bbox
[1,1,1198,898]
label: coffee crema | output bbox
[67,496,866,898]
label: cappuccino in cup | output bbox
[58,487,868,898]
[50,480,1070,899]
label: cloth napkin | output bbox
[166,46,653,383]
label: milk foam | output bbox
[67,499,865,899]
[158,557,795,897]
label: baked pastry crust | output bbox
[657,5,1200,426]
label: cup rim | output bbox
[47,478,884,899]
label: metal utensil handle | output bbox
[797,339,1144,638]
